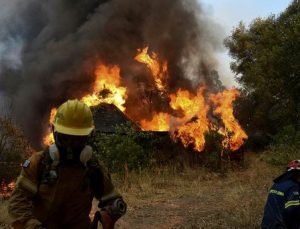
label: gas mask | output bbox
[54,132,88,163]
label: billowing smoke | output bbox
[0,0,224,149]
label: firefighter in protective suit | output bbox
[261,160,300,229]
[8,99,126,229]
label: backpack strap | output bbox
[84,155,104,198]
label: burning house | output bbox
[0,0,247,153]
[42,51,247,153]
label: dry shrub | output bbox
[0,117,32,181]
[0,201,11,228]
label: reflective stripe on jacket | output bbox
[261,180,300,229]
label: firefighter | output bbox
[8,99,126,229]
[261,159,300,229]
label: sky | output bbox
[199,0,292,87]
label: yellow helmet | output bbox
[53,99,94,136]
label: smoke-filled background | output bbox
[0,0,224,149]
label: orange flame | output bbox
[140,112,170,131]
[140,87,210,151]
[170,87,209,152]
[135,47,168,91]
[42,47,247,153]
[173,119,208,152]
[210,89,248,151]
[43,108,57,145]
[170,87,207,121]
[134,46,247,152]
[81,64,127,111]
[43,65,127,146]
[0,180,16,199]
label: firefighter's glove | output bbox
[100,198,127,222]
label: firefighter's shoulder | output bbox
[17,151,45,194]
[21,151,44,171]
[269,180,297,197]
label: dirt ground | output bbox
[109,154,276,228]
[116,195,221,229]
[1,154,278,229]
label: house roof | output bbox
[91,103,141,133]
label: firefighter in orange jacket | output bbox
[8,99,126,229]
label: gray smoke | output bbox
[0,0,224,149]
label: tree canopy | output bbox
[225,0,300,145]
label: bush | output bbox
[202,129,241,171]
[262,125,300,168]
[202,129,224,170]
[93,123,155,174]
[0,117,32,181]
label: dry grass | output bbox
[1,153,280,229]
[115,153,279,229]
[0,201,11,228]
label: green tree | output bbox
[225,0,300,144]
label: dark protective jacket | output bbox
[261,179,300,229]
[8,144,121,229]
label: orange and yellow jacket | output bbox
[8,144,121,229]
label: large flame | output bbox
[141,112,170,131]
[135,47,168,91]
[137,48,248,152]
[81,64,127,111]
[42,47,247,153]
[210,89,248,151]
[170,87,207,121]
[170,87,209,152]
[140,87,210,151]
[43,65,127,146]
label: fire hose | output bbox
[90,211,103,229]
[89,211,117,229]
[90,198,127,229]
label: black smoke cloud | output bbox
[0,0,223,149]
